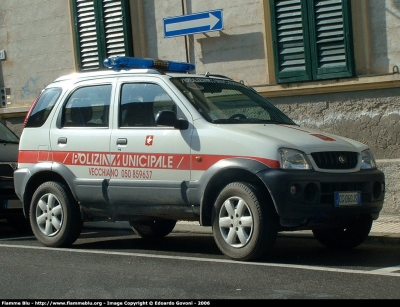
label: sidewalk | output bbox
[365,215,400,242]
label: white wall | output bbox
[0,0,75,107]
[142,0,268,85]
[369,0,400,74]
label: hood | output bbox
[217,123,367,154]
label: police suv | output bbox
[14,57,385,261]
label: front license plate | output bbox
[334,191,361,207]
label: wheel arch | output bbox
[21,163,78,218]
[199,158,276,226]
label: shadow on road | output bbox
[2,219,400,270]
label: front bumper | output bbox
[258,168,385,229]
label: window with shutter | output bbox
[269,0,354,83]
[72,0,133,71]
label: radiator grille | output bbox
[311,151,358,169]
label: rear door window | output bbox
[62,85,112,128]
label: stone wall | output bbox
[378,162,400,215]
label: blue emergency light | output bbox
[103,56,195,73]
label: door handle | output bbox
[117,138,127,145]
[58,137,67,144]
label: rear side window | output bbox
[25,88,62,128]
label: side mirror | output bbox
[155,110,188,130]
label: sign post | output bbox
[164,9,223,38]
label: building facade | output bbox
[0,0,399,215]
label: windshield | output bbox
[171,77,296,125]
[0,121,19,143]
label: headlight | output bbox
[361,149,377,169]
[279,148,312,170]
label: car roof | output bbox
[51,71,236,87]
[52,69,200,83]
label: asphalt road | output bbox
[1,220,400,300]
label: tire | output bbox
[212,182,278,261]
[129,218,177,238]
[312,214,373,249]
[29,181,83,247]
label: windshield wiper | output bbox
[213,118,292,124]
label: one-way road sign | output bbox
[164,9,223,38]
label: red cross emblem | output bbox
[145,135,154,146]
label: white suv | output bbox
[14,57,385,261]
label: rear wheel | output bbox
[129,218,177,238]
[30,181,83,247]
[212,182,278,261]
[312,214,373,249]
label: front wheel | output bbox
[312,214,373,249]
[30,181,83,247]
[129,219,177,238]
[212,182,278,261]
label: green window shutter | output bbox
[73,0,99,71]
[101,0,133,59]
[270,0,354,83]
[307,0,354,79]
[270,0,313,83]
[73,0,133,72]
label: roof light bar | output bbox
[103,56,195,73]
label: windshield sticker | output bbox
[180,77,241,87]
